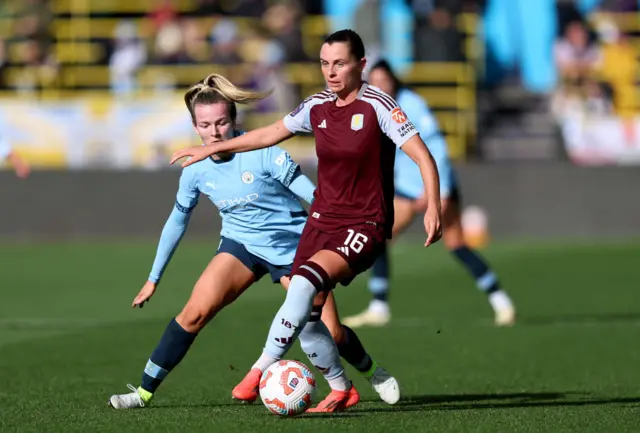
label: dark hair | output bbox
[324,29,365,60]
[369,59,403,95]
[184,74,271,125]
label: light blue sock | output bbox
[369,245,390,302]
[263,275,316,359]
[299,320,349,390]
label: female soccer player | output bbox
[342,60,516,328]
[170,30,442,412]
[109,74,398,410]
[0,135,30,178]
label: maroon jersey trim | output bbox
[300,90,332,105]
[365,88,397,109]
[362,90,394,111]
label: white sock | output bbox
[489,290,513,312]
[252,352,278,372]
[369,299,390,315]
[327,375,351,391]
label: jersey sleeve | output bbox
[262,145,300,187]
[282,99,313,134]
[148,207,190,284]
[287,173,316,204]
[175,168,200,213]
[370,93,419,148]
[282,92,332,134]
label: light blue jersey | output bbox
[394,88,456,200]
[0,134,12,160]
[148,134,316,283]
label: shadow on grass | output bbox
[521,312,640,326]
[356,391,640,413]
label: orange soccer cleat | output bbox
[307,383,360,413]
[231,368,262,403]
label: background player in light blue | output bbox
[0,134,30,178]
[109,74,397,410]
[344,60,516,328]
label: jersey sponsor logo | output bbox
[289,101,305,117]
[397,122,416,138]
[241,171,254,184]
[350,114,364,131]
[391,107,408,124]
[317,119,327,129]
[215,193,259,208]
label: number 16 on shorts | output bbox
[337,229,369,257]
[333,224,385,276]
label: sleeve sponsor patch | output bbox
[391,107,408,124]
[397,123,416,138]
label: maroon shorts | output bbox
[291,221,386,287]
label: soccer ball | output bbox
[259,360,317,416]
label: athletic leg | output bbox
[109,252,256,409]
[442,198,515,326]
[322,292,400,404]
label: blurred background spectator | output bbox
[0,0,636,167]
[109,21,146,96]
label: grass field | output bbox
[0,240,639,432]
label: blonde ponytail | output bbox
[184,73,272,124]
[184,81,207,111]
[203,73,272,103]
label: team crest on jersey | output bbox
[391,107,408,124]
[350,114,364,131]
[241,171,254,184]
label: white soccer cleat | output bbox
[494,306,516,327]
[369,366,400,405]
[108,384,146,409]
[342,309,391,328]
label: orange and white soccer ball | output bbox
[259,360,317,416]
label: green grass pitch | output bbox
[0,240,638,432]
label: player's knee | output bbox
[293,261,335,293]
[177,299,221,332]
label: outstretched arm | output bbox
[133,170,199,308]
[170,120,294,168]
[133,207,193,308]
[171,94,320,168]
[148,207,192,284]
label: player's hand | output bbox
[170,146,211,168]
[133,280,157,308]
[423,203,442,247]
